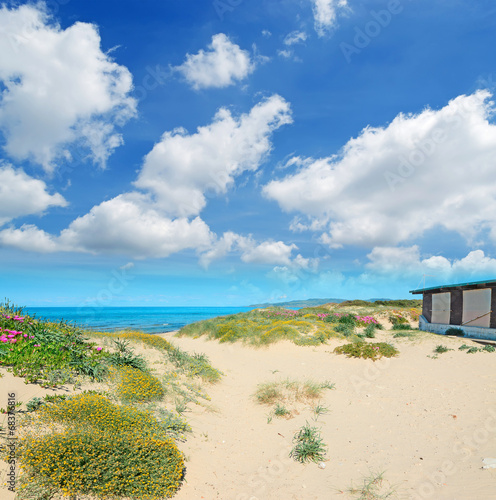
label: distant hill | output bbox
[249,298,347,308]
[249,297,395,308]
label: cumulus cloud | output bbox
[175,34,255,89]
[58,194,214,258]
[0,163,67,225]
[1,96,292,260]
[284,31,307,46]
[264,90,496,249]
[0,193,214,258]
[0,225,61,253]
[312,0,349,36]
[0,3,136,170]
[199,231,310,269]
[135,95,292,217]
[366,247,496,284]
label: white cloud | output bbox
[58,194,214,258]
[0,193,214,258]
[0,96,292,260]
[366,246,496,284]
[0,163,67,225]
[312,0,349,36]
[262,30,272,38]
[135,95,292,217]
[0,3,136,170]
[240,240,297,265]
[284,31,308,46]
[264,90,496,249]
[0,225,61,253]
[277,49,293,59]
[199,231,310,269]
[175,33,255,90]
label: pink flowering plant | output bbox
[0,300,106,387]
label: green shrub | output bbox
[364,324,376,338]
[467,347,479,354]
[338,314,358,326]
[374,299,422,307]
[115,366,165,403]
[19,430,184,499]
[106,338,147,371]
[19,394,186,499]
[434,345,451,354]
[392,323,411,331]
[335,324,354,336]
[334,342,399,361]
[458,344,469,350]
[393,331,414,338]
[482,344,495,353]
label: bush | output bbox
[389,312,408,326]
[19,394,186,499]
[106,338,147,371]
[20,430,184,499]
[482,344,496,353]
[115,366,165,403]
[374,299,422,307]
[393,323,412,331]
[434,345,450,354]
[334,342,399,361]
[364,324,376,338]
[338,314,358,326]
[393,331,414,338]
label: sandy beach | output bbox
[1,325,495,499]
[155,330,496,500]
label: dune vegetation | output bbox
[0,301,220,500]
[177,300,421,348]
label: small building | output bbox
[410,278,496,340]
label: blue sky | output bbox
[1,0,496,306]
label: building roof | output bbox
[410,278,496,295]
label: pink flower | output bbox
[34,344,41,347]
[29,336,34,339]
[96,347,102,351]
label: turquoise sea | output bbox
[23,306,253,334]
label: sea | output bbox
[23,306,253,334]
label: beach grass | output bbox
[176,301,421,347]
[0,300,225,499]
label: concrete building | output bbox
[410,279,496,340]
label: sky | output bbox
[1,0,496,307]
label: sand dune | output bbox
[158,330,496,500]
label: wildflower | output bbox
[34,344,41,347]
[95,347,102,352]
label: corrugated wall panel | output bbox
[432,292,451,324]
[462,289,491,327]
